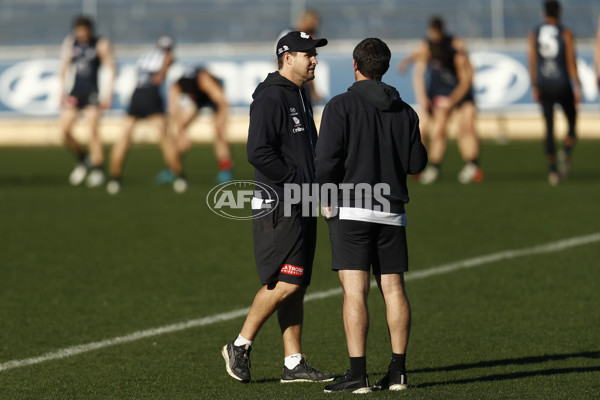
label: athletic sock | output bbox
[469,158,479,167]
[284,353,302,370]
[549,163,557,173]
[432,163,441,170]
[563,145,572,157]
[233,334,252,347]
[349,356,367,378]
[390,353,406,375]
[218,159,233,171]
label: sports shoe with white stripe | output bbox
[280,357,335,383]
[222,341,251,383]
[69,163,88,186]
[373,369,408,391]
[324,370,371,394]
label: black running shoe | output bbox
[373,369,408,391]
[281,357,335,383]
[221,341,251,383]
[324,370,371,393]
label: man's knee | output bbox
[267,281,305,300]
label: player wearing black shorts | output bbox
[316,38,427,393]
[58,15,116,187]
[221,31,333,384]
[405,16,483,185]
[529,0,581,185]
[107,35,186,194]
[163,67,233,184]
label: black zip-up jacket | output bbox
[315,80,428,213]
[247,72,318,200]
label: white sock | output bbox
[284,353,303,370]
[233,334,252,347]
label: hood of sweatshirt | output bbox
[348,80,401,111]
[252,72,299,99]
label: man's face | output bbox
[289,48,318,83]
[427,27,442,43]
[74,26,91,43]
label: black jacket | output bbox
[315,80,428,213]
[247,72,318,199]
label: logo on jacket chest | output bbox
[289,109,305,133]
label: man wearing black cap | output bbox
[221,31,333,384]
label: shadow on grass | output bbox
[415,365,600,388]
[409,351,600,388]
[411,350,600,373]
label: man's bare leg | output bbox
[277,286,305,356]
[85,106,104,166]
[376,273,411,354]
[152,114,183,175]
[239,281,304,342]
[456,102,479,162]
[59,107,83,157]
[374,272,410,390]
[109,115,136,179]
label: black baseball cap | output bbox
[276,31,328,58]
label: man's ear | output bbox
[353,59,358,72]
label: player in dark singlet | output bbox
[107,35,186,195]
[529,0,581,185]
[161,67,233,184]
[400,16,483,185]
[58,15,116,187]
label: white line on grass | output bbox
[1,232,599,372]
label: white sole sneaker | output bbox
[86,169,106,188]
[69,164,88,186]
[173,178,188,193]
[106,180,121,195]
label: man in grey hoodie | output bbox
[316,38,427,393]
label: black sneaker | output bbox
[324,370,371,393]
[373,369,408,391]
[281,357,335,383]
[221,341,251,383]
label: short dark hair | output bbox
[73,15,94,30]
[352,38,391,80]
[429,16,445,33]
[544,0,561,18]
[277,51,297,70]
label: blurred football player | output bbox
[158,67,233,184]
[58,15,116,187]
[402,16,483,185]
[107,35,187,194]
[528,0,581,185]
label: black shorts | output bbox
[128,86,164,118]
[252,203,317,286]
[67,88,99,109]
[327,218,408,274]
[193,92,217,111]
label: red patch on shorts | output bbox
[280,264,304,277]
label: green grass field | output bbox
[0,141,599,399]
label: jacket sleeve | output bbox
[408,113,428,174]
[246,97,301,185]
[315,100,346,188]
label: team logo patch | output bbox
[280,264,304,277]
[300,32,310,39]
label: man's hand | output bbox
[321,206,332,219]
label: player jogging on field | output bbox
[529,1,581,185]
[407,16,482,185]
[316,38,427,393]
[58,15,116,187]
[160,67,233,184]
[221,31,333,384]
[107,35,187,194]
